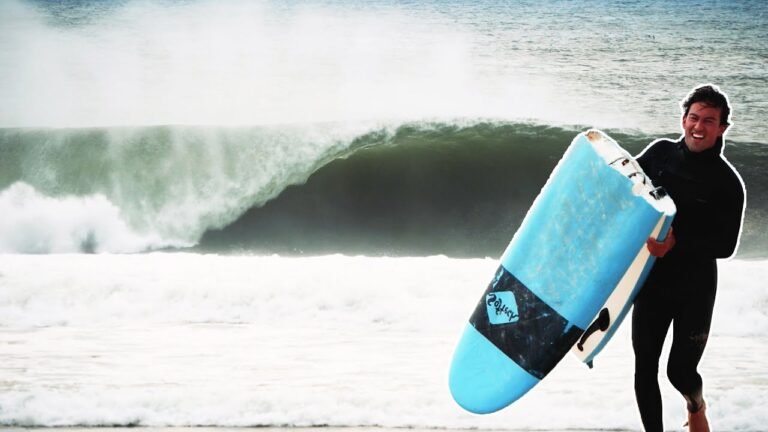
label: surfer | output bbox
[632,84,745,432]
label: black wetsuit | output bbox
[631,137,745,432]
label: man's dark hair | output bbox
[681,84,731,126]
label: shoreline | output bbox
[1,428,603,432]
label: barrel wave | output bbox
[1,121,765,257]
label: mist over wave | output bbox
[0,0,547,127]
[3,0,766,143]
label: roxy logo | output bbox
[486,291,519,325]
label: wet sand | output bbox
[3,428,586,432]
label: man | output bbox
[632,84,745,432]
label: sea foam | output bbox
[0,254,765,430]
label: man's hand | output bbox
[647,227,676,257]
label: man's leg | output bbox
[667,261,717,413]
[632,282,674,432]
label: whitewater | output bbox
[1,254,766,430]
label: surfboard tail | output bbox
[449,323,539,414]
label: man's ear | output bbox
[718,123,729,138]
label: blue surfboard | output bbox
[448,130,676,414]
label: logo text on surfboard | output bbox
[486,291,519,324]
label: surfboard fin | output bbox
[576,308,611,352]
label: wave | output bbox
[198,122,768,258]
[1,121,766,257]
[0,123,374,253]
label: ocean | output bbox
[1,0,766,431]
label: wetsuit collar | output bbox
[677,136,724,160]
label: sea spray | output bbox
[0,123,385,252]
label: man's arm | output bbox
[709,170,745,259]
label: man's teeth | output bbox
[693,133,704,139]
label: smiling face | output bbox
[682,102,728,152]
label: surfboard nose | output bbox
[448,323,539,414]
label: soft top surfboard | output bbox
[448,130,676,414]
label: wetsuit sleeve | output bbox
[671,168,745,259]
[709,171,745,258]
[636,142,661,175]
